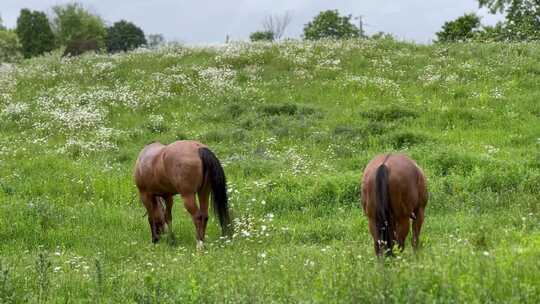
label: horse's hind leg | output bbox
[163,195,174,227]
[197,186,211,245]
[396,218,410,252]
[181,193,204,249]
[412,207,425,250]
[368,218,382,256]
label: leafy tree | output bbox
[503,0,540,40]
[303,10,360,40]
[475,22,506,41]
[435,13,481,42]
[106,20,147,53]
[249,30,274,42]
[478,0,540,41]
[478,0,513,13]
[0,29,23,62]
[147,34,165,48]
[15,9,55,58]
[0,15,5,30]
[51,2,107,48]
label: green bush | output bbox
[250,31,274,42]
[51,2,108,49]
[0,29,22,62]
[436,13,481,42]
[106,20,147,53]
[15,9,55,58]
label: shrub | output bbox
[250,31,274,42]
[436,13,481,42]
[0,30,22,62]
[62,39,99,57]
[15,9,55,58]
[106,20,147,53]
[51,2,107,49]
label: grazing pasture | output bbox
[0,39,538,303]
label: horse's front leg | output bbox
[140,192,159,243]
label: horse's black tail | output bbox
[375,163,394,256]
[199,147,231,236]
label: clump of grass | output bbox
[35,252,51,304]
[0,180,15,196]
[260,103,298,116]
[202,129,229,143]
[431,150,479,176]
[384,131,429,149]
[0,260,16,303]
[333,121,387,139]
[359,104,419,122]
[94,259,104,303]
[27,198,59,232]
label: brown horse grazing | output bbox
[361,154,428,256]
[134,140,230,248]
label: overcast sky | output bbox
[1,0,503,44]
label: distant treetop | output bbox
[303,10,361,40]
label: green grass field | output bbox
[0,39,539,303]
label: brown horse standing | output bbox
[361,154,428,256]
[134,140,230,248]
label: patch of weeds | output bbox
[114,150,132,163]
[174,131,189,141]
[431,151,479,176]
[27,198,60,232]
[471,227,490,250]
[65,143,83,159]
[133,275,164,304]
[238,159,276,178]
[94,259,104,303]
[261,103,298,116]
[383,131,429,149]
[471,163,526,193]
[359,104,419,122]
[238,116,256,129]
[439,108,486,127]
[0,260,16,304]
[231,128,248,141]
[0,180,15,196]
[202,129,229,143]
[333,121,387,139]
[145,115,169,134]
[212,103,246,122]
[35,252,51,304]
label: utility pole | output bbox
[355,15,365,38]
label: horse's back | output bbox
[161,141,207,195]
[362,154,426,217]
[134,140,208,195]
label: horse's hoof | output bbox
[196,240,204,251]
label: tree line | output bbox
[2,0,540,62]
[0,2,154,61]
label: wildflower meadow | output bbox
[0,39,539,302]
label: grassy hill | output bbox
[0,39,539,303]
